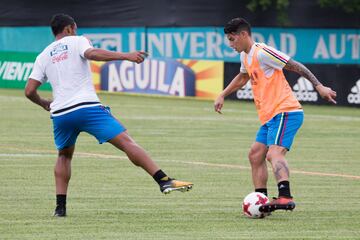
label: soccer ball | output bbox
[242,192,269,218]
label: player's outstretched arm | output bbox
[284,59,337,104]
[84,48,148,64]
[214,72,250,114]
[25,79,52,111]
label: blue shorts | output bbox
[51,105,126,150]
[255,111,304,150]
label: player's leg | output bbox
[248,142,268,196]
[266,145,291,195]
[55,145,75,194]
[52,110,81,217]
[54,145,75,217]
[259,111,304,213]
[82,106,193,194]
[108,131,159,175]
[108,131,193,194]
[260,145,296,212]
[250,124,269,196]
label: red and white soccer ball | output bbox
[242,192,270,218]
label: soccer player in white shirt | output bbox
[25,14,193,217]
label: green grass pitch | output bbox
[0,89,359,239]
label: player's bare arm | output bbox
[25,79,51,111]
[84,48,147,64]
[284,59,337,104]
[214,72,250,113]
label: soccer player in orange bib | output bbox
[215,18,337,213]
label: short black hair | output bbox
[224,18,251,35]
[50,13,75,36]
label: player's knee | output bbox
[248,147,262,165]
[248,148,256,162]
[114,132,136,151]
[266,150,280,162]
[121,138,138,152]
[265,152,272,162]
[266,146,287,162]
[57,154,72,162]
[58,147,74,160]
[266,148,277,161]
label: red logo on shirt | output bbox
[52,52,68,63]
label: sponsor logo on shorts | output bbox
[347,79,360,104]
[292,77,318,102]
[236,81,253,100]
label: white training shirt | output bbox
[29,35,100,115]
[240,43,290,77]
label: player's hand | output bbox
[315,85,337,104]
[214,95,224,114]
[40,99,52,111]
[124,51,148,64]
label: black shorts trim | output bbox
[52,101,101,114]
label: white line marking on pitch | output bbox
[167,160,360,180]
[1,151,359,180]
[0,153,126,159]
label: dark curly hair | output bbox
[50,13,75,36]
[224,18,251,36]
